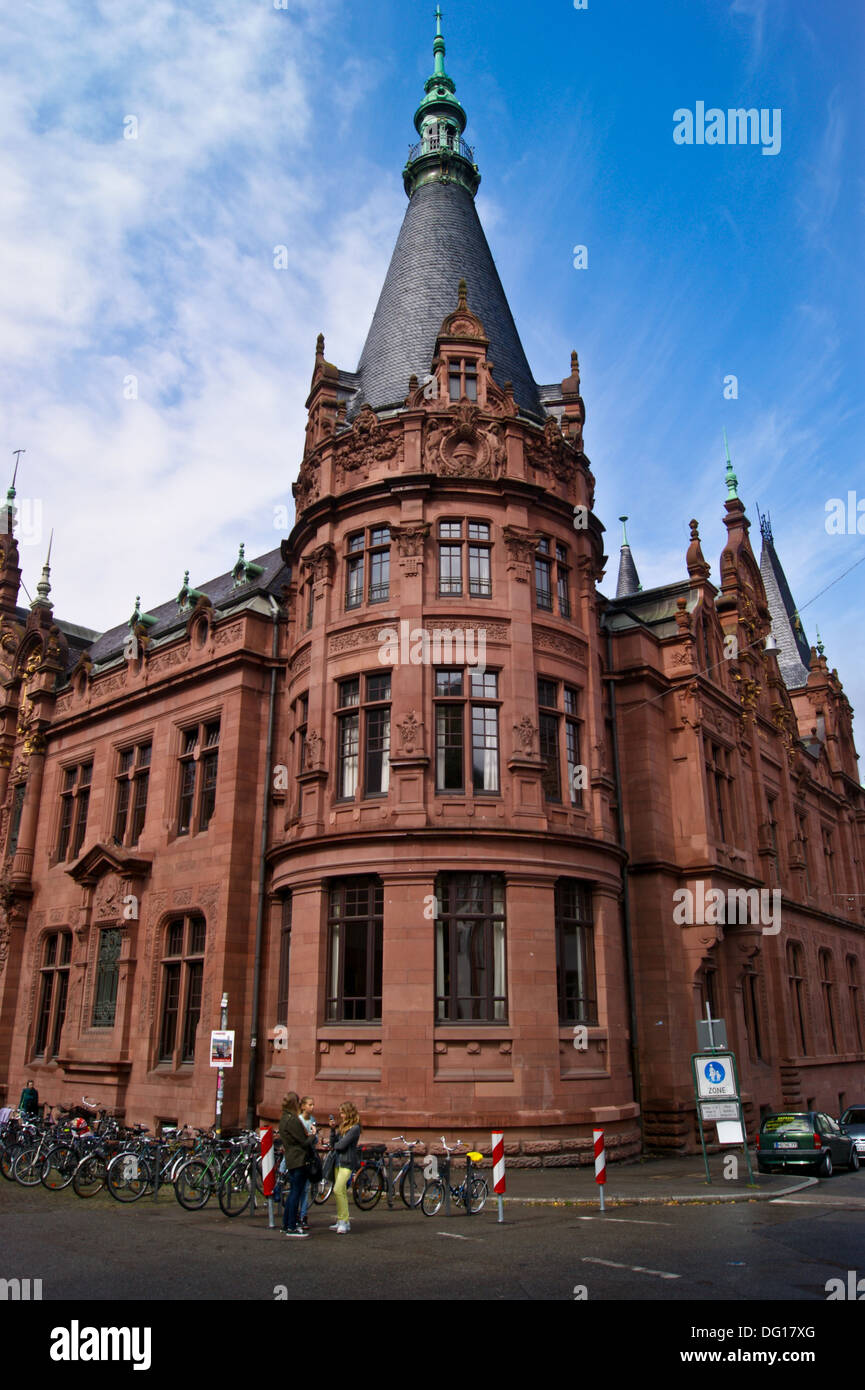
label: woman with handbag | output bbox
[330,1101,361,1235]
[297,1095,319,1231]
[278,1092,316,1238]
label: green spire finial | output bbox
[724,428,739,500]
[433,5,445,76]
[619,515,630,546]
[404,9,479,198]
[232,542,264,589]
[32,530,54,609]
[816,627,825,657]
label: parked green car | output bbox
[756,1111,860,1178]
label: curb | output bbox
[500,1175,820,1206]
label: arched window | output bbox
[786,942,808,1055]
[819,949,838,1053]
[34,932,72,1059]
[158,915,206,1064]
[742,963,764,1062]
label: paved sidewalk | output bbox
[491,1153,818,1205]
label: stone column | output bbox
[379,870,436,1122]
[11,742,47,885]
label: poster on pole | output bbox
[209,1030,235,1067]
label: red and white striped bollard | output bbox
[593,1128,606,1212]
[491,1131,505,1222]
[260,1126,275,1227]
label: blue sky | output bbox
[1,0,862,724]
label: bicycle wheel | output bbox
[106,1151,151,1202]
[421,1178,444,1216]
[0,1145,17,1181]
[41,1144,78,1191]
[353,1163,384,1211]
[313,1175,333,1204]
[13,1146,44,1186]
[468,1176,488,1213]
[398,1166,424,1210]
[72,1153,107,1198]
[218,1163,253,1217]
[174,1159,215,1211]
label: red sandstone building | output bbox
[0,16,862,1159]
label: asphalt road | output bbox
[1,1167,863,1304]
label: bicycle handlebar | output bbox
[440,1136,464,1154]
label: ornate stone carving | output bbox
[292,455,320,512]
[301,543,335,589]
[425,403,505,480]
[199,883,220,917]
[390,523,430,576]
[0,916,10,980]
[289,645,312,676]
[524,416,578,482]
[305,729,325,769]
[503,526,540,584]
[678,681,703,730]
[333,405,403,486]
[212,622,244,648]
[94,872,123,921]
[328,626,382,655]
[396,711,423,755]
[513,716,537,756]
[532,626,586,662]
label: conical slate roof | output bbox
[616,544,641,598]
[759,516,811,689]
[354,180,541,420]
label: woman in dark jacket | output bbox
[330,1101,361,1234]
[279,1092,315,1238]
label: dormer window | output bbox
[448,358,477,402]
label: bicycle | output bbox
[420,1138,488,1215]
[173,1128,235,1211]
[105,1128,189,1203]
[217,1132,264,1217]
[352,1136,425,1211]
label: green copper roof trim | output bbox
[619,515,630,546]
[130,596,158,629]
[232,542,265,588]
[177,570,207,611]
[724,427,739,500]
[404,8,480,198]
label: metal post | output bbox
[215,993,228,1137]
[697,1105,712,1184]
[386,1151,394,1210]
[409,1153,415,1209]
[442,1151,451,1216]
[465,1153,472,1218]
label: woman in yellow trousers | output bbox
[330,1102,361,1234]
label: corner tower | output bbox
[352,8,541,420]
[271,14,635,1159]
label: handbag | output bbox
[321,1149,336,1183]
[305,1146,323,1183]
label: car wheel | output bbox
[848,1147,860,1173]
[818,1151,833,1178]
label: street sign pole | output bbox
[215,993,228,1137]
